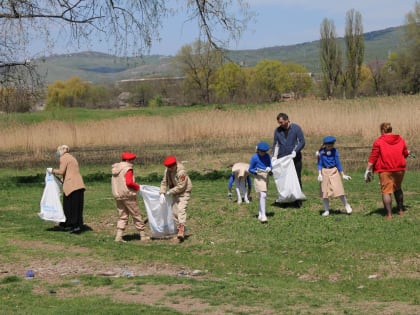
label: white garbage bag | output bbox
[272,155,306,203]
[139,185,177,238]
[39,170,66,222]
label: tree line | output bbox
[0,1,419,112]
[320,5,419,99]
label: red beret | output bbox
[163,155,177,167]
[122,152,136,161]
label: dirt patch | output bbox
[1,239,277,315]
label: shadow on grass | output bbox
[125,233,192,243]
[271,201,304,209]
[316,209,353,216]
[366,206,411,218]
[46,224,93,234]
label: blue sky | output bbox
[145,0,415,55]
[37,0,416,57]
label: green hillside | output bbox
[226,26,406,73]
[35,26,407,84]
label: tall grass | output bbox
[0,95,419,172]
[1,95,418,152]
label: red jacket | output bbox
[368,134,409,173]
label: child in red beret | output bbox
[111,152,148,242]
[159,155,192,242]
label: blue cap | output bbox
[323,136,336,144]
[256,141,270,152]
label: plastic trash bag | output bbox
[39,170,66,222]
[139,185,177,238]
[272,154,306,203]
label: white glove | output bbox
[159,194,166,205]
[271,157,277,163]
[364,170,373,183]
[317,174,323,182]
[47,167,53,174]
[265,166,271,172]
[166,191,172,196]
[342,174,352,180]
[291,151,296,158]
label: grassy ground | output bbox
[0,96,419,314]
[0,165,419,314]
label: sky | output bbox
[35,0,416,57]
[144,0,416,55]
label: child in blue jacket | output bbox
[317,136,352,216]
[249,142,272,223]
[227,162,252,203]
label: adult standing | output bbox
[272,112,305,206]
[159,156,192,242]
[48,145,85,233]
[365,122,409,219]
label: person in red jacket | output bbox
[111,152,148,242]
[365,122,410,219]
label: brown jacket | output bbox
[54,152,85,196]
[160,162,192,195]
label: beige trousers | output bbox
[172,192,190,226]
[116,197,145,231]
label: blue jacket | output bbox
[317,147,343,172]
[273,123,305,159]
[249,153,272,175]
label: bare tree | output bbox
[367,58,386,95]
[0,0,251,110]
[344,9,364,98]
[319,18,342,99]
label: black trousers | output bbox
[293,158,303,189]
[63,188,85,228]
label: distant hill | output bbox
[35,26,406,84]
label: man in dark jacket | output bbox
[272,113,305,207]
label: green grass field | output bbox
[0,164,419,314]
[0,97,419,314]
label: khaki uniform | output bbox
[160,162,192,226]
[111,161,145,232]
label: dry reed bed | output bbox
[0,96,419,162]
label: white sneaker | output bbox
[258,213,262,221]
[260,215,268,223]
[345,204,353,214]
[322,210,330,217]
